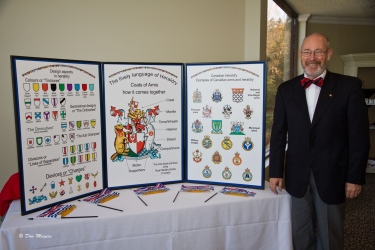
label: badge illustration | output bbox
[193,149,203,163]
[211,120,223,134]
[202,165,212,178]
[212,151,222,164]
[24,98,31,107]
[29,186,37,194]
[202,135,213,149]
[242,168,253,181]
[230,121,245,135]
[202,105,212,118]
[49,191,57,199]
[35,112,41,121]
[242,137,254,151]
[192,119,203,133]
[27,138,34,147]
[212,89,223,102]
[192,88,202,103]
[232,152,242,165]
[243,105,253,119]
[221,136,233,150]
[23,83,30,92]
[43,98,49,107]
[222,104,232,119]
[33,83,39,93]
[34,98,40,107]
[222,167,232,180]
[232,88,244,103]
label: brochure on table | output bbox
[185,62,266,189]
[11,56,265,215]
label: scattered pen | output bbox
[173,191,180,202]
[78,200,123,212]
[205,186,225,203]
[28,216,98,220]
[204,192,218,203]
[97,204,123,212]
[138,196,148,206]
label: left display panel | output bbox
[11,56,104,215]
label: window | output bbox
[265,0,297,152]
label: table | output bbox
[0,183,292,250]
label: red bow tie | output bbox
[301,77,324,89]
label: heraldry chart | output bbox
[186,62,266,189]
[12,57,104,215]
[102,63,184,188]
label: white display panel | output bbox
[185,62,266,189]
[11,56,104,215]
[102,63,184,188]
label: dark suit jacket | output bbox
[269,71,370,204]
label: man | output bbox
[269,33,370,250]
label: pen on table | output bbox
[204,192,218,203]
[78,200,123,212]
[205,186,225,203]
[173,191,180,202]
[137,196,148,206]
[28,216,98,220]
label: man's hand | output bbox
[345,182,362,199]
[270,178,283,194]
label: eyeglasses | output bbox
[301,50,329,57]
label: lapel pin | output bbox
[329,94,333,97]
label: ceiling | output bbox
[285,0,375,20]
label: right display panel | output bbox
[185,62,266,189]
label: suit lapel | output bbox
[311,71,337,127]
[292,75,312,127]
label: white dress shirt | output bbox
[305,70,327,122]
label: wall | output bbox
[307,23,375,74]
[0,0,270,190]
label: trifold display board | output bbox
[11,56,265,215]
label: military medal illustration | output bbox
[202,165,212,178]
[212,89,223,103]
[212,151,222,164]
[232,152,242,166]
[222,167,232,180]
[193,149,203,163]
[242,137,254,151]
[243,105,253,119]
[242,168,253,182]
[202,135,213,149]
[221,136,233,150]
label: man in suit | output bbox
[269,33,370,250]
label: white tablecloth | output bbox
[0,183,292,250]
